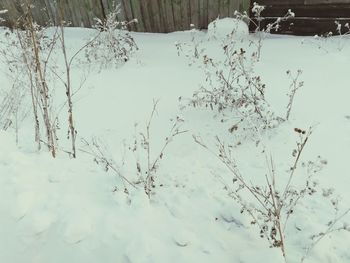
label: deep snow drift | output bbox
[0,19,350,263]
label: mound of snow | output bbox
[208,18,249,39]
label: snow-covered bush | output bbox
[83,5,138,71]
[302,21,350,52]
[191,46,280,132]
[177,25,280,144]
[0,10,60,156]
[82,101,186,198]
[177,5,301,145]
[207,17,249,40]
[285,70,304,121]
[194,128,350,262]
[131,101,186,198]
[0,26,30,137]
[177,4,349,261]
[0,2,138,157]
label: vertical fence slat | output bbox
[208,0,219,23]
[219,0,230,18]
[198,0,208,29]
[242,0,250,13]
[81,0,92,27]
[145,1,156,32]
[160,0,175,33]
[130,0,145,31]
[189,0,199,28]
[139,0,152,32]
[44,0,57,24]
[100,0,111,13]
[172,0,183,31]
[156,0,167,32]
[93,0,103,25]
[150,0,162,32]
[180,0,190,30]
[115,0,127,22]
[62,0,76,25]
[32,0,50,25]
[229,0,239,16]
[122,0,137,31]
[204,0,208,28]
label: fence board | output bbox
[257,0,304,5]
[162,0,175,32]
[172,0,183,31]
[261,4,350,18]
[261,17,350,35]
[0,0,250,32]
[208,0,219,23]
[189,0,200,28]
[139,0,152,32]
[149,0,162,32]
[219,0,230,18]
[156,0,167,32]
[305,0,350,4]
[181,0,190,30]
[198,0,207,29]
[229,0,238,16]
[130,0,144,31]
[122,0,137,31]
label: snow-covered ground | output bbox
[0,19,350,263]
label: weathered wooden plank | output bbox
[130,0,145,31]
[156,0,167,32]
[43,0,57,24]
[162,0,175,32]
[256,0,304,5]
[208,0,219,23]
[189,0,199,28]
[204,0,208,27]
[180,0,190,30]
[172,0,183,31]
[81,0,90,27]
[80,0,92,26]
[94,0,106,25]
[260,17,350,35]
[31,0,51,25]
[229,0,239,17]
[150,0,163,32]
[305,0,350,4]
[261,4,350,18]
[219,0,229,18]
[241,0,250,13]
[144,1,157,32]
[60,0,76,25]
[122,0,137,30]
[139,0,152,32]
[198,0,207,29]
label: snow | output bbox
[0,18,350,263]
[207,17,249,39]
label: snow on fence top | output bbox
[0,0,250,32]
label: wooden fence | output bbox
[251,0,350,35]
[0,0,250,32]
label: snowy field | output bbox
[0,19,350,263]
